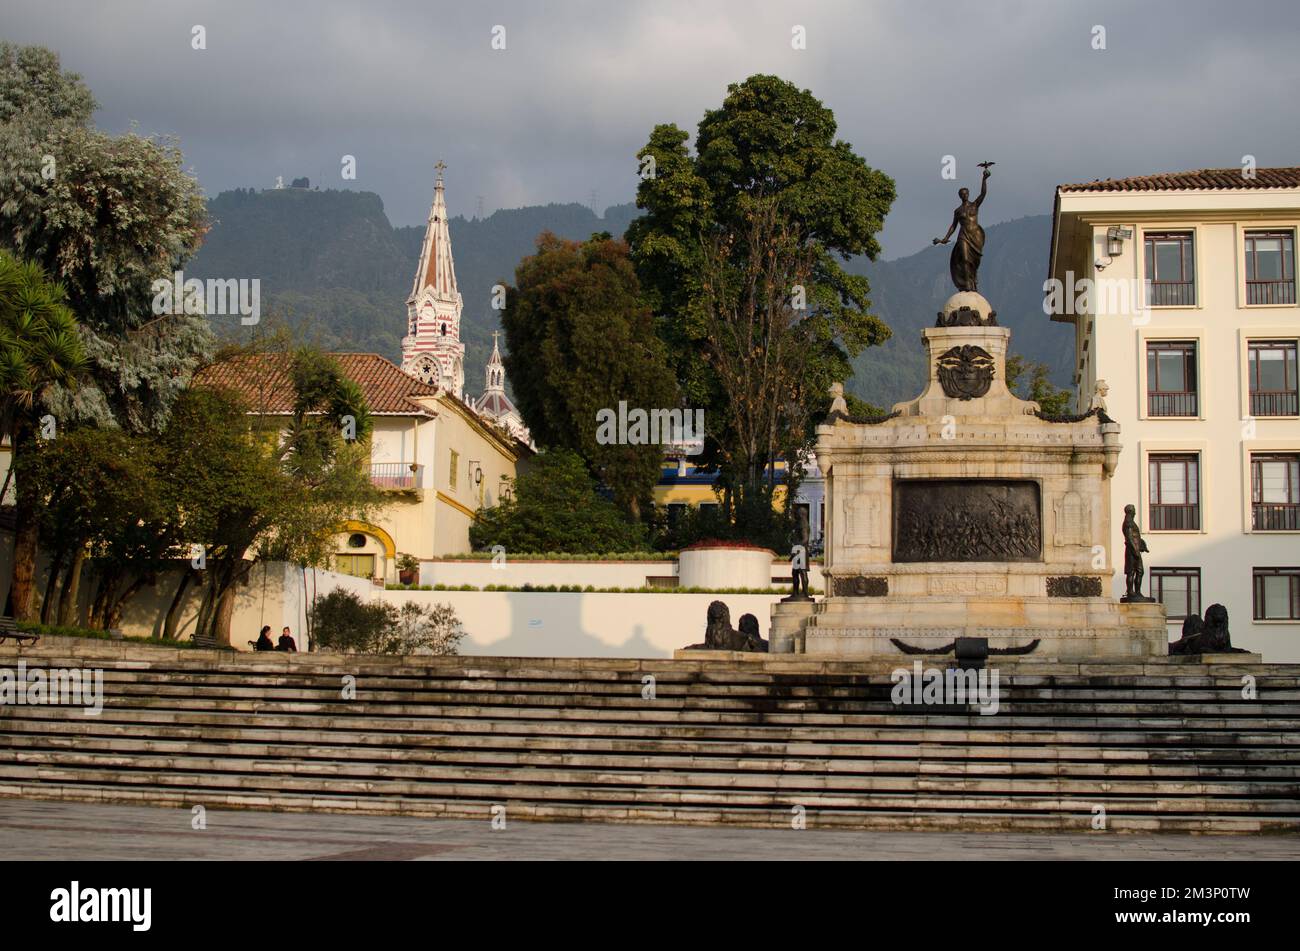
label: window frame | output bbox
[1147,452,1202,532]
[1250,452,1300,531]
[1242,227,1297,307]
[1143,230,1197,307]
[1145,339,1199,417]
[1253,567,1300,621]
[1150,567,1201,622]
[1247,339,1300,417]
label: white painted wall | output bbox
[418,558,825,590]
[378,588,787,657]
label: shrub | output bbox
[309,590,465,655]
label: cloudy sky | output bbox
[7,0,1300,256]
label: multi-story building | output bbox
[1049,167,1300,660]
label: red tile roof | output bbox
[1059,167,1300,193]
[193,352,440,416]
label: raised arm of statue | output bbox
[975,168,990,207]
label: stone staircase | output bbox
[2,638,1299,833]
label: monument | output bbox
[770,166,1167,659]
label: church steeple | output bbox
[484,331,505,392]
[401,162,465,396]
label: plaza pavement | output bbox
[1,799,1296,861]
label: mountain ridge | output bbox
[188,188,1070,408]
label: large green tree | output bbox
[627,75,895,539]
[0,43,212,432]
[0,251,86,618]
[470,448,648,554]
[0,43,212,618]
[501,232,678,518]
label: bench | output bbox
[0,616,39,646]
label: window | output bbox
[666,503,686,527]
[1144,231,1196,306]
[1148,454,1201,530]
[346,533,367,549]
[449,449,459,490]
[335,553,375,579]
[1248,340,1299,416]
[1151,568,1201,621]
[1254,568,1300,620]
[1146,341,1198,416]
[1245,230,1295,305]
[1251,453,1300,530]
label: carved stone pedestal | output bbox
[779,298,1165,660]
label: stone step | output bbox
[5,763,1298,818]
[7,733,1300,780]
[8,721,1298,765]
[13,688,1300,724]
[53,692,1300,724]
[7,705,1300,748]
[86,679,1300,709]
[9,780,1299,834]
[8,648,1300,687]
[5,643,1298,832]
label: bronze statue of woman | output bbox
[933,164,992,292]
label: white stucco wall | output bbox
[378,588,787,657]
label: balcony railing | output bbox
[370,462,421,490]
[1146,281,1195,307]
[1148,390,1198,417]
[1253,502,1300,531]
[1150,504,1200,531]
[1246,280,1296,306]
[1251,390,1300,416]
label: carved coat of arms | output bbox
[936,345,994,400]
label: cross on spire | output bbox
[435,160,447,184]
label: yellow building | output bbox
[195,351,529,583]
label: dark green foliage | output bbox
[0,251,85,439]
[309,589,395,653]
[501,232,677,516]
[310,590,463,655]
[627,75,896,547]
[470,448,648,554]
[1005,352,1073,415]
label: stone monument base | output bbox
[769,600,816,654]
[798,590,1166,660]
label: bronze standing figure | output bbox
[934,163,992,292]
[1120,503,1154,602]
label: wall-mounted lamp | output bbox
[1097,226,1133,271]
[469,461,483,486]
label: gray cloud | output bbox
[6,0,1299,255]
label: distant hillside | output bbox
[190,187,639,390]
[189,188,1068,407]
